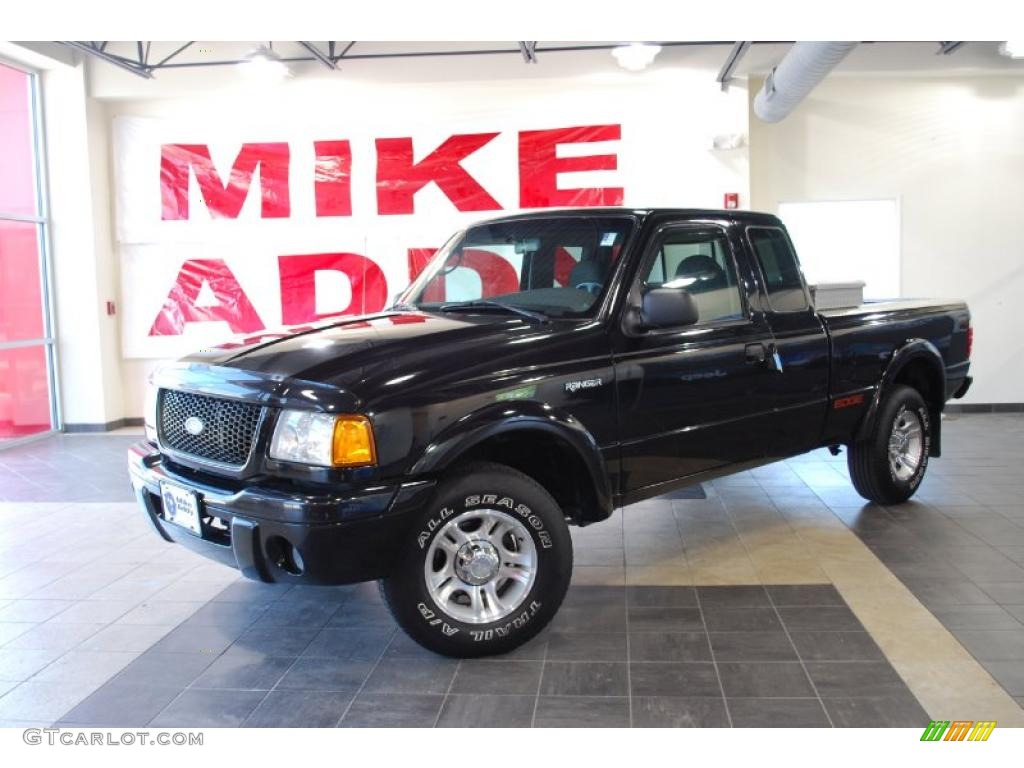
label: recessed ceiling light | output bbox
[239,45,291,81]
[612,43,662,72]
[998,41,1024,59]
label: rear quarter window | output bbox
[748,227,810,312]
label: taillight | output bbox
[966,326,973,359]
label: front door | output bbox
[612,224,780,495]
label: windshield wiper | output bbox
[438,299,549,324]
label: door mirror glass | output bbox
[638,287,699,330]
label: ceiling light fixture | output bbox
[998,41,1024,59]
[239,44,291,81]
[612,42,662,72]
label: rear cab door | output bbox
[743,224,831,458]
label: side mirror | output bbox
[637,287,699,330]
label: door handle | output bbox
[745,342,784,373]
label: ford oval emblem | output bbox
[183,416,205,436]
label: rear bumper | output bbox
[127,442,435,585]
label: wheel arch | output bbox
[856,339,946,456]
[409,402,615,525]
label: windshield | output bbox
[398,217,635,318]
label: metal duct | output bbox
[753,42,858,123]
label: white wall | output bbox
[39,62,124,426]
[751,75,1024,404]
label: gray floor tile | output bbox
[822,692,930,727]
[550,604,627,633]
[436,693,536,727]
[629,632,712,662]
[109,651,216,687]
[727,697,831,727]
[362,657,459,695]
[630,662,721,697]
[789,631,885,661]
[275,657,375,692]
[766,584,844,606]
[244,690,352,728]
[327,601,396,629]
[60,683,183,726]
[451,660,542,695]
[930,605,1023,630]
[534,696,630,727]
[632,696,729,727]
[709,632,798,661]
[628,607,703,632]
[190,652,295,690]
[952,629,1024,661]
[150,689,266,727]
[625,586,698,608]
[696,585,770,608]
[255,600,340,629]
[147,623,243,655]
[804,661,913,698]
[230,625,319,657]
[977,582,1024,604]
[0,680,97,722]
[301,627,394,661]
[717,662,815,698]
[339,693,444,727]
[540,661,629,696]
[545,631,627,661]
[776,605,865,631]
[702,606,782,632]
[4,622,104,652]
[0,648,63,680]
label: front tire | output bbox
[380,462,573,658]
[848,384,931,504]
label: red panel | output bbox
[0,220,44,342]
[0,64,37,216]
[0,345,51,440]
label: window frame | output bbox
[0,55,60,447]
[744,224,814,314]
[623,222,753,337]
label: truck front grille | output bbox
[158,390,263,467]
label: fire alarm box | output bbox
[724,192,739,210]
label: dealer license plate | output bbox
[159,481,202,536]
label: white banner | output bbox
[113,73,749,357]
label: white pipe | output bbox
[753,42,858,123]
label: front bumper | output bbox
[128,441,435,584]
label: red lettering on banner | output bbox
[149,259,264,335]
[160,143,291,220]
[518,124,623,208]
[376,133,502,215]
[278,253,388,325]
[313,140,352,217]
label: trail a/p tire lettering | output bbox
[470,600,542,642]
[416,601,460,636]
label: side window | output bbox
[641,231,744,324]
[748,227,810,312]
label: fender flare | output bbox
[409,401,615,521]
[856,338,946,453]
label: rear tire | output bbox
[848,384,931,504]
[380,462,573,658]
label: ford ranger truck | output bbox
[128,209,973,657]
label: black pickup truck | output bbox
[129,209,972,656]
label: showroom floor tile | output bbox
[0,416,1023,726]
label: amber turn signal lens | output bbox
[331,415,377,467]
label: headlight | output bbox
[269,410,377,468]
[144,380,159,444]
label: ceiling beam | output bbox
[716,41,751,90]
[519,41,538,64]
[62,41,153,78]
[298,41,337,70]
[937,41,965,55]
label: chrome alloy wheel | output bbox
[888,408,924,482]
[424,508,538,624]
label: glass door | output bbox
[0,60,58,445]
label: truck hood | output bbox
[179,310,562,388]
